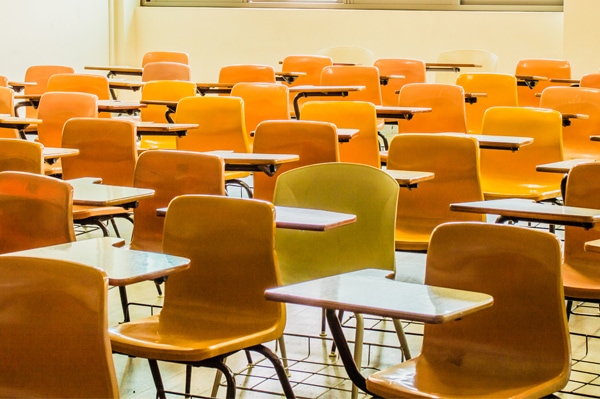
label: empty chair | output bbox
[455,73,519,134]
[142,61,192,82]
[218,64,276,85]
[316,46,375,66]
[21,64,74,118]
[320,65,382,106]
[480,106,564,201]
[515,58,571,107]
[46,73,111,118]
[0,86,18,138]
[387,134,484,251]
[281,54,333,113]
[0,76,7,87]
[0,256,119,398]
[366,222,571,399]
[0,138,43,174]
[435,49,499,84]
[397,83,468,134]
[580,72,600,89]
[539,86,600,160]
[374,58,427,107]
[252,119,340,202]
[109,195,293,399]
[142,50,190,66]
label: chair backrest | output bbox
[175,96,250,153]
[218,64,276,84]
[387,134,485,251]
[130,150,226,252]
[273,162,398,285]
[580,72,600,89]
[61,118,138,186]
[397,83,468,133]
[252,119,340,202]
[23,65,75,118]
[0,256,119,398]
[230,82,291,143]
[540,86,600,160]
[373,58,427,107]
[281,54,333,111]
[515,58,571,107]
[36,91,98,148]
[142,50,190,66]
[480,106,564,200]
[0,139,43,174]
[0,86,18,138]
[316,46,375,66]
[300,100,380,167]
[435,49,499,84]
[320,65,382,105]
[160,195,284,341]
[142,61,192,82]
[455,72,518,134]
[0,76,7,87]
[423,222,570,390]
[47,73,111,100]
[0,171,75,253]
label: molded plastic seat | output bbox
[218,64,276,85]
[0,76,7,86]
[47,73,111,101]
[22,65,74,118]
[0,86,18,138]
[320,65,382,105]
[142,50,190,66]
[579,72,600,89]
[252,120,339,202]
[281,54,333,112]
[109,195,293,399]
[397,83,468,133]
[479,106,564,201]
[374,58,427,107]
[456,73,518,134]
[316,46,375,66]
[0,138,43,174]
[0,171,75,254]
[366,222,571,399]
[0,256,119,398]
[387,134,484,251]
[142,61,192,82]
[301,100,380,167]
[435,49,499,84]
[515,58,571,107]
[539,86,600,160]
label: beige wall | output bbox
[564,0,600,78]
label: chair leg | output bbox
[566,299,573,321]
[277,336,290,375]
[320,307,327,337]
[202,358,236,399]
[249,344,296,399]
[351,313,364,399]
[148,359,167,399]
[392,318,412,360]
[118,286,131,322]
[377,131,389,151]
[185,365,192,399]
[225,179,253,198]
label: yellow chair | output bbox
[316,46,375,66]
[397,82,467,133]
[0,171,75,254]
[0,256,119,398]
[373,58,427,107]
[0,138,43,174]
[22,65,74,118]
[252,119,340,202]
[281,54,333,112]
[367,222,571,399]
[580,72,600,89]
[539,86,600,160]
[109,195,293,399]
[479,106,564,201]
[435,49,499,84]
[139,80,197,150]
[301,100,381,167]
[142,61,192,82]
[515,58,571,107]
[455,72,519,134]
[0,86,18,138]
[218,64,276,84]
[142,50,190,66]
[387,133,485,251]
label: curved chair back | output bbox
[142,50,190,66]
[366,222,570,398]
[0,86,18,138]
[301,100,380,167]
[580,72,600,89]
[0,76,7,86]
[455,72,518,134]
[0,139,43,174]
[273,162,398,285]
[540,86,600,160]
[373,58,427,107]
[320,65,382,105]
[435,49,499,84]
[397,83,467,133]
[160,195,284,340]
[515,58,571,107]
[47,73,111,100]
[316,46,375,66]
[61,118,138,186]
[388,133,484,251]
[23,65,75,117]
[142,61,192,82]
[253,120,340,202]
[218,64,276,85]
[281,54,333,111]
[176,96,250,153]
[0,256,118,398]
[0,171,75,253]
[130,150,226,252]
[480,106,564,201]
[36,91,98,148]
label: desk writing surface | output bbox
[108,79,145,90]
[584,239,600,253]
[265,269,493,324]
[135,122,198,136]
[536,159,596,174]
[97,100,147,113]
[463,133,533,151]
[374,105,432,119]
[84,65,144,76]
[4,237,190,286]
[42,147,79,160]
[384,169,435,187]
[70,181,154,207]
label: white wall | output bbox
[564,0,600,78]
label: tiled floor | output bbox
[88,213,600,399]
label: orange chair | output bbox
[366,222,571,399]
[46,73,111,118]
[0,76,7,87]
[0,138,43,174]
[515,58,571,107]
[252,119,340,202]
[0,256,118,398]
[218,64,276,85]
[580,72,600,89]
[397,83,467,133]
[316,46,375,66]
[142,50,190,66]
[373,58,427,107]
[22,65,74,118]
[320,65,382,106]
[0,86,18,138]
[142,61,192,82]
[281,54,333,112]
